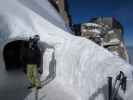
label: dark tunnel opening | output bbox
[3,40,29,70]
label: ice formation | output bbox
[0,0,133,100]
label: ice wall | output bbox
[0,0,133,100]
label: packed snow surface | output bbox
[0,0,133,100]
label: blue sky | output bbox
[67,0,133,46]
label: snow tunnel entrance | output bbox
[3,40,43,72]
[3,40,29,70]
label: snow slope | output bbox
[0,0,133,100]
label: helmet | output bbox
[29,35,40,48]
[34,35,40,42]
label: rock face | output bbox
[128,46,133,65]
[49,0,72,27]
[81,17,129,61]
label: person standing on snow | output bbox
[26,35,42,89]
